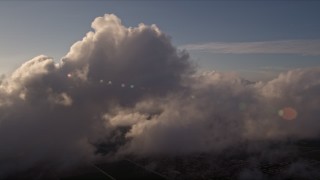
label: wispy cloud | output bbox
[181,40,320,56]
[258,66,293,71]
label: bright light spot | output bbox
[19,93,26,100]
[121,83,126,88]
[67,73,72,78]
[100,79,104,83]
[108,81,112,85]
[278,107,297,120]
[278,109,284,116]
[130,85,134,88]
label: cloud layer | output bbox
[181,40,320,56]
[1,14,320,178]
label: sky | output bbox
[1,0,320,81]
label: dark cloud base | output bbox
[1,14,320,179]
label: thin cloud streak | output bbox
[181,40,320,56]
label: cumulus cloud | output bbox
[1,14,320,179]
[181,40,320,56]
[0,14,191,177]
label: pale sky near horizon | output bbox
[1,1,320,81]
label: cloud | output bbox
[1,14,320,179]
[115,67,320,156]
[0,14,192,177]
[181,40,320,56]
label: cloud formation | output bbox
[116,67,320,155]
[181,40,320,56]
[0,14,192,177]
[0,14,320,179]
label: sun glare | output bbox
[278,107,297,120]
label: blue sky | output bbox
[1,1,320,81]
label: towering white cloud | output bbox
[0,14,192,177]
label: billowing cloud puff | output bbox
[61,14,191,100]
[0,14,191,177]
[0,14,320,179]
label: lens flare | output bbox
[278,107,297,120]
